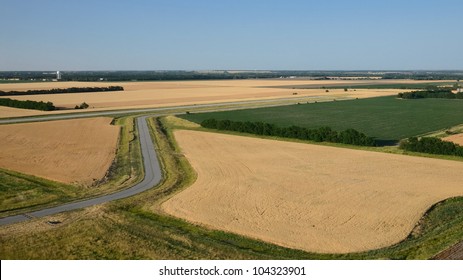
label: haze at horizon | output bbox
[1,0,462,71]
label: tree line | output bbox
[398,88,463,99]
[200,119,376,146]
[0,86,124,96]
[400,137,463,157]
[0,98,56,111]
[3,71,462,82]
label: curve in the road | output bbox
[0,95,337,225]
[0,116,162,226]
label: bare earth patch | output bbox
[443,133,463,146]
[163,130,463,254]
[0,117,119,186]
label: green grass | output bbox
[182,96,463,143]
[101,116,144,190]
[0,169,80,217]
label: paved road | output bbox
[0,116,162,226]
[0,95,327,125]
[0,95,335,225]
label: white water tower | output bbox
[56,71,61,80]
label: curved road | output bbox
[0,116,162,226]
[0,95,334,226]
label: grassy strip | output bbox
[99,116,144,191]
[0,169,81,217]
[0,116,144,217]
[1,116,462,259]
[421,124,463,139]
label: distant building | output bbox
[56,71,62,80]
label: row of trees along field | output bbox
[201,119,376,146]
[398,88,463,99]
[0,98,55,111]
[0,86,124,96]
[400,137,463,157]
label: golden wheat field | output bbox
[0,117,119,186]
[162,130,463,254]
[0,106,46,118]
[0,79,420,118]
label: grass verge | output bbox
[0,116,144,216]
[0,169,81,217]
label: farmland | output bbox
[1,116,462,259]
[162,130,463,253]
[1,79,463,260]
[0,79,425,118]
[0,115,143,218]
[182,96,463,143]
[0,117,119,186]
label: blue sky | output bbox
[1,0,462,70]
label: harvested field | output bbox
[0,80,415,118]
[0,106,46,118]
[443,133,463,146]
[0,79,440,92]
[163,130,463,254]
[0,117,119,186]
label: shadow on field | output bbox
[376,139,399,146]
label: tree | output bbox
[199,119,376,146]
[75,102,89,109]
[0,98,55,111]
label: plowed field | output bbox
[163,130,463,253]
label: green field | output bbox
[182,96,463,143]
[277,81,456,90]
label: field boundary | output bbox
[142,117,463,259]
[1,115,462,259]
[0,116,145,218]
